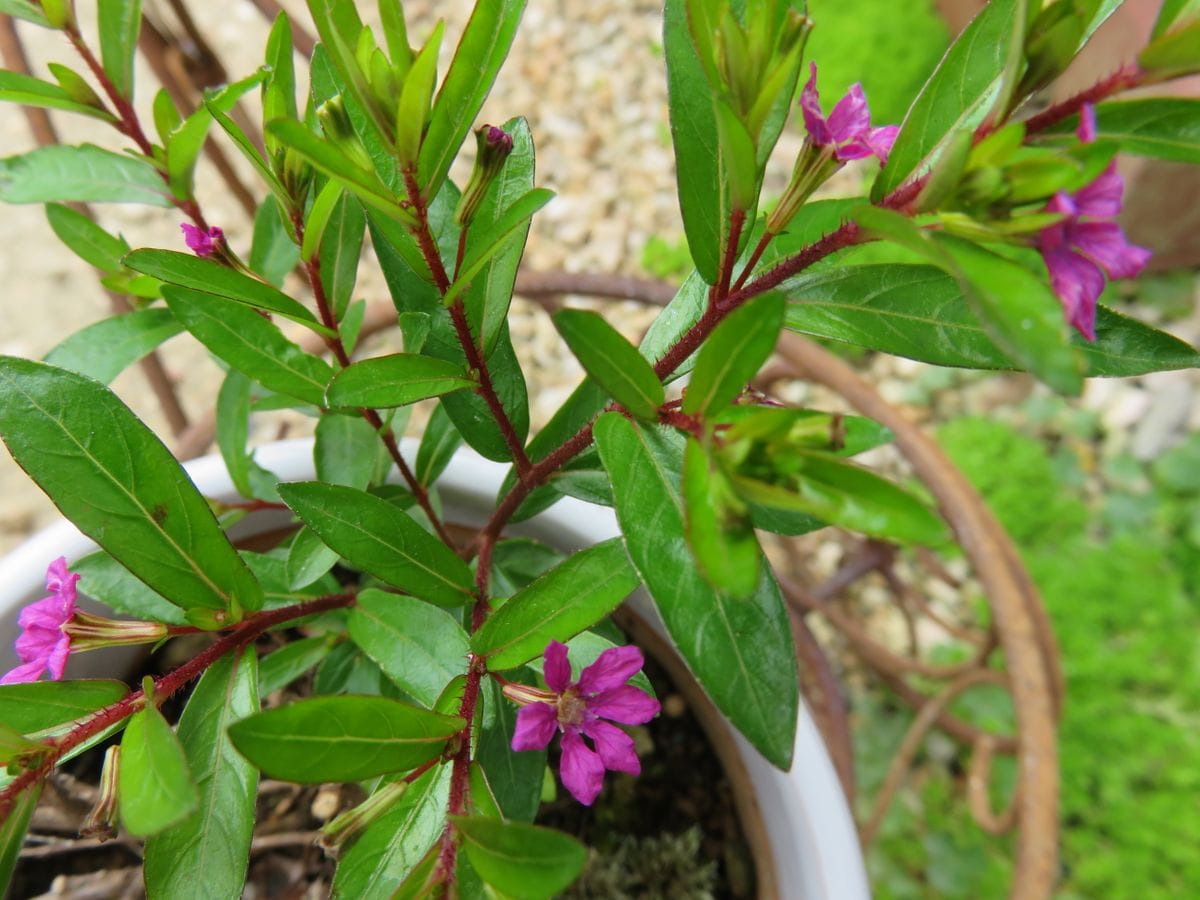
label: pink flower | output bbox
[1,557,79,685]
[508,641,660,806]
[180,223,224,257]
[1036,106,1151,341]
[800,63,899,163]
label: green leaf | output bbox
[683,437,760,598]
[416,403,463,486]
[873,0,1025,200]
[167,71,267,199]
[314,412,384,489]
[143,649,259,899]
[119,704,199,837]
[0,784,41,895]
[43,308,182,385]
[734,451,948,545]
[125,249,329,334]
[418,0,527,198]
[476,678,544,822]
[0,358,263,619]
[258,636,331,696]
[0,71,114,121]
[277,482,476,607]
[320,192,365,320]
[683,293,784,416]
[553,309,664,419]
[44,202,129,272]
[594,414,798,768]
[780,263,1200,377]
[326,353,476,408]
[285,525,338,590]
[162,287,334,406]
[1043,98,1200,164]
[935,235,1083,395]
[98,0,143,99]
[216,368,256,500]
[227,695,464,783]
[472,539,641,671]
[0,679,129,735]
[395,22,444,164]
[0,144,172,206]
[73,552,187,625]
[443,187,554,308]
[663,0,721,283]
[332,763,451,897]
[437,321,530,462]
[463,117,535,357]
[0,0,50,27]
[452,816,586,900]
[265,119,415,224]
[348,589,469,707]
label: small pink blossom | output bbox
[1,557,78,685]
[180,223,224,257]
[1036,105,1151,340]
[509,641,660,806]
[800,63,899,163]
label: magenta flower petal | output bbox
[543,640,572,693]
[800,63,831,145]
[2,556,78,684]
[1077,104,1097,143]
[511,702,558,751]
[0,660,48,686]
[825,83,871,145]
[577,644,645,695]
[584,719,640,775]
[1072,221,1153,279]
[587,685,661,725]
[1072,167,1124,218]
[559,732,606,805]
[180,223,223,257]
[1044,248,1105,341]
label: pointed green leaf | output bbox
[167,70,267,198]
[476,678,545,822]
[119,705,199,837]
[0,679,129,735]
[125,249,329,334]
[349,589,469,707]
[44,202,130,272]
[0,0,50,27]
[227,695,464,783]
[97,0,143,99]
[0,784,41,895]
[683,437,760,598]
[873,0,1025,199]
[472,539,641,670]
[0,71,114,121]
[314,412,385,489]
[163,287,334,406]
[683,293,784,416]
[0,144,172,206]
[144,649,259,898]
[416,403,463,486]
[258,636,331,696]
[326,353,476,408]
[594,413,798,768]
[554,308,664,419]
[452,816,586,900]
[0,358,263,618]
[277,481,476,607]
[418,0,527,197]
[73,552,187,625]
[44,308,183,385]
[319,191,365,319]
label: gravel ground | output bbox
[1,0,1198,562]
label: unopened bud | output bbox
[454,125,515,227]
[317,96,374,171]
[81,746,120,840]
[318,781,409,856]
[500,681,556,707]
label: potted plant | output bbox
[0,0,1198,897]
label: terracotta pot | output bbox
[0,439,870,899]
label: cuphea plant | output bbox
[0,0,1198,896]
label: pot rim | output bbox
[0,437,869,900]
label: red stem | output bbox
[1023,62,1144,135]
[0,592,355,822]
[731,229,774,293]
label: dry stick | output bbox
[136,17,259,217]
[246,0,318,57]
[859,669,1009,847]
[0,15,191,437]
[0,593,357,823]
[774,334,1059,900]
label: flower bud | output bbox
[454,125,515,227]
[318,781,409,856]
[81,746,120,840]
[317,96,375,171]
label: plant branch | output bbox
[1023,62,1144,135]
[0,592,356,822]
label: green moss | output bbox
[804,0,949,124]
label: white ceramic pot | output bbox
[0,439,869,899]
